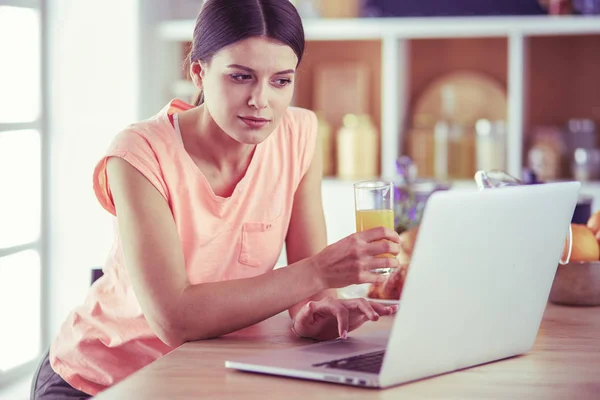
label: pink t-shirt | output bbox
[49,99,318,395]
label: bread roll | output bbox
[397,225,419,264]
[367,264,409,300]
[368,225,419,300]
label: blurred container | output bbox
[565,118,596,156]
[407,114,436,178]
[317,114,334,176]
[527,125,566,181]
[293,0,321,18]
[316,0,360,18]
[361,0,545,17]
[474,169,522,189]
[571,148,600,182]
[573,0,600,14]
[434,85,469,180]
[549,261,600,306]
[313,62,370,136]
[538,0,573,14]
[336,114,378,180]
[475,119,507,172]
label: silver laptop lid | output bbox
[379,182,580,387]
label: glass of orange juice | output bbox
[354,180,395,274]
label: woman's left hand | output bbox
[291,297,398,341]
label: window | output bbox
[0,0,44,382]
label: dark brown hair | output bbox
[188,0,305,106]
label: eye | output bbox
[230,73,252,82]
[273,78,292,88]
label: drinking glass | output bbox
[354,180,396,274]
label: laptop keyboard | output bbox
[312,350,385,374]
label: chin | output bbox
[240,133,270,145]
[232,126,275,145]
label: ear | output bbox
[190,61,204,90]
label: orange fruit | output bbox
[587,211,600,240]
[563,223,600,262]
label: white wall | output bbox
[321,179,356,244]
[46,0,140,339]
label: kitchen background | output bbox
[0,0,599,398]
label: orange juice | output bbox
[355,209,395,258]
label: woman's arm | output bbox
[107,152,399,346]
[284,138,400,340]
[285,133,337,320]
[107,157,326,346]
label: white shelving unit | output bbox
[156,15,600,180]
[158,16,600,41]
[149,12,600,245]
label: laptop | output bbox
[225,181,581,388]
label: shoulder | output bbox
[269,107,319,187]
[93,117,175,215]
[109,99,190,151]
[280,107,318,132]
[274,107,318,150]
[108,116,174,155]
[270,107,319,154]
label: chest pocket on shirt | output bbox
[238,213,286,269]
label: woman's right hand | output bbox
[310,227,402,289]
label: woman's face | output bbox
[194,36,299,145]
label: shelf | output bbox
[322,177,600,193]
[155,13,600,183]
[158,15,600,42]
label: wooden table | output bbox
[95,303,600,399]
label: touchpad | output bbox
[302,339,380,356]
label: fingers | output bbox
[331,304,349,339]
[359,271,389,285]
[344,298,380,321]
[368,256,401,271]
[369,301,399,316]
[364,240,402,257]
[359,227,400,244]
[352,255,401,285]
[313,299,349,339]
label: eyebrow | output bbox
[227,64,295,75]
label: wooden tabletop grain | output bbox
[94,303,600,399]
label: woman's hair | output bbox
[187,0,305,106]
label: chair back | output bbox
[91,268,104,285]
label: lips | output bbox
[238,116,271,129]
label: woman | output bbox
[32,0,401,398]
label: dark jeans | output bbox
[30,351,91,400]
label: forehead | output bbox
[211,36,298,72]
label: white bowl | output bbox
[549,261,600,306]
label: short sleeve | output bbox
[296,109,319,184]
[93,129,169,216]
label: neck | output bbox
[181,105,256,173]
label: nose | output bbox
[248,81,268,110]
